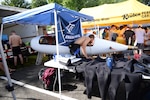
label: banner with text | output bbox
[58,17,82,46]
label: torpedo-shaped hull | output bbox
[30,35,128,55]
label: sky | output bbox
[0,0,3,3]
[25,0,31,3]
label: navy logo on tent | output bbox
[66,23,75,34]
[58,18,82,46]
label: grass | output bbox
[0,54,49,75]
[23,54,37,67]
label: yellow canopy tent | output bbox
[80,0,150,28]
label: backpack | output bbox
[38,68,47,80]
[38,67,56,90]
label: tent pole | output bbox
[79,18,83,36]
[54,9,62,100]
[0,24,16,100]
[35,25,39,36]
[97,26,100,38]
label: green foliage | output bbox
[62,0,83,11]
[83,0,101,8]
[61,0,149,11]
[62,0,100,11]
[31,0,63,8]
[99,0,126,4]
[2,0,148,10]
[1,0,31,9]
[61,0,128,11]
[31,0,48,8]
[47,0,62,4]
[138,0,150,5]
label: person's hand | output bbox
[10,45,12,49]
[86,56,93,59]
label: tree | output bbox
[61,0,127,11]
[31,0,62,8]
[83,0,101,8]
[62,0,101,11]
[97,0,127,5]
[31,0,48,8]
[1,0,31,9]
[138,0,150,5]
[47,0,62,4]
[62,0,83,11]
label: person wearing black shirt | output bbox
[123,27,135,45]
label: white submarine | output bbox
[30,35,136,55]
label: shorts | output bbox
[69,43,80,57]
[136,43,144,50]
[12,46,22,56]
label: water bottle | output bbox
[53,53,56,61]
[106,57,113,70]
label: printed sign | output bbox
[122,11,150,20]
[58,17,82,46]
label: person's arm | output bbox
[81,38,91,59]
[19,37,22,45]
[9,36,12,48]
[132,32,135,40]
[90,42,94,46]
[148,31,150,39]
[123,33,125,39]
[9,36,11,45]
[133,32,137,46]
[87,40,94,46]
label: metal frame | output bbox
[0,24,16,100]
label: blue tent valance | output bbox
[2,3,93,25]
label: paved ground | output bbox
[0,64,101,100]
[0,80,58,100]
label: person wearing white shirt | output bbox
[134,26,145,52]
